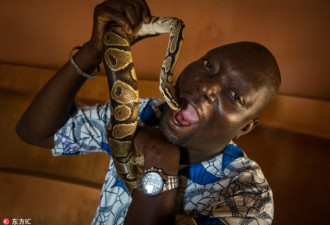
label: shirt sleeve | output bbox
[52,101,111,156]
[52,98,165,156]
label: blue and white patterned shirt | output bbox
[53,98,274,225]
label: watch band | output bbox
[163,174,180,191]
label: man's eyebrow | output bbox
[206,53,222,70]
[227,68,249,88]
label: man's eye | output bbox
[229,90,244,105]
[202,59,213,71]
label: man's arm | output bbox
[16,44,99,148]
[17,1,184,224]
[126,127,181,225]
[16,0,151,148]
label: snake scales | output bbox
[102,17,185,194]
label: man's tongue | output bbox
[175,103,200,126]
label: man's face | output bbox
[160,46,270,163]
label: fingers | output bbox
[137,0,151,23]
[95,0,151,34]
[101,6,134,34]
[124,0,151,25]
[89,0,151,51]
[124,5,139,28]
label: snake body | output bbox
[102,17,185,194]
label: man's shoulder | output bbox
[181,143,274,224]
[138,98,165,126]
[139,97,165,108]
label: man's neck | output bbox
[179,144,228,165]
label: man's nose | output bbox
[194,81,219,103]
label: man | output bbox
[16,0,280,224]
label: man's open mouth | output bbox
[174,103,200,126]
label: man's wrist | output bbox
[81,41,103,60]
[138,167,179,196]
[69,42,102,76]
[142,146,180,176]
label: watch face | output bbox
[141,172,164,196]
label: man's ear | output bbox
[234,119,259,139]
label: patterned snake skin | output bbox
[102,17,185,194]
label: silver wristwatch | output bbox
[139,167,179,196]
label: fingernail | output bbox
[144,16,151,23]
[125,25,132,34]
